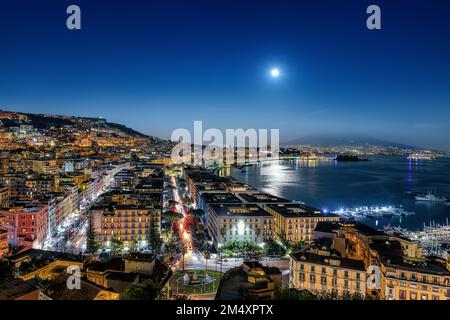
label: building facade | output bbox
[265,203,340,244]
[205,203,275,248]
[0,205,48,248]
[0,228,8,258]
[290,249,367,298]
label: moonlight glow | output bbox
[270,68,280,78]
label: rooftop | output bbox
[290,250,366,271]
[342,221,387,237]
[314,221,341,233]
[42,274,118,300]
[0,279,38,300]
[125,252,155,263]
[209,203,273,218]
[201,192,243,204]
[185,170,228,184]
[87,257,124,273]
[266,203,336,218]
[9,249,82,264]
[371,239,450,275]
[237,192,290,204]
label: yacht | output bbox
[415,191,447,202]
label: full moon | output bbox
[270,68,280,78]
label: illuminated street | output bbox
[166,173,291,287]
[41,186,113,254]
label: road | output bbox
[167,174,291,287]
[41,185,112,254]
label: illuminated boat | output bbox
[415,191,446,202]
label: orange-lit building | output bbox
[92,205,161,248]
[0,186,10,208]
[265,203,340,244]
[290,249,367,298]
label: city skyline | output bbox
[1,1,450,304]
[1,0,450,151]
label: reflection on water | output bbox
[259,162,298,196]
[230,156,450,231]
[406,158,413,191]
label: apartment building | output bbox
[265,203,340,244]
[0,205,48,248]
[290,248,367,297]
[205,203,275,248]
[0,186,10,208]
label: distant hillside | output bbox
[0,109,149,138]
[283,134,417,149]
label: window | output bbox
[310,275,316,283]
[344,271,349,279]
[321,276,327,285]
[410,292,417,300]
[322,267,326,274]
[399,290,407,300]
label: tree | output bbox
[188,208,204,217]
[120,280,162,300]
[276,233,305,254]
[220,239,262,257]
[273,288,317,300]
[110,238,124,256]
[203,250,211,270]
[162,210,181,222]
[220,227,228,237]
[130,237,140,252]
[263,240,286,256]
[86,214,99,253]
[149,217,162,253]
[316,291,365,300]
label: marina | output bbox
[391,220,450,259]
[331,206,414,221]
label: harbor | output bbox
[331,206,414,221]
[389,220,450,259]
[230,156,450,231]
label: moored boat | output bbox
[415,191,446,202]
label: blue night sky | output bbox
[1,0,450,150]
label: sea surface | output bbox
[228,156,450,231]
